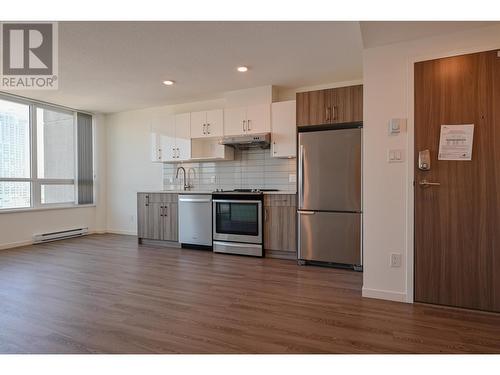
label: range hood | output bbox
[218,133,271,150]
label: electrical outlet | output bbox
[289,173,296,183]
[130,215,135,223]
[390,253,402,268]
[210,175,216,184]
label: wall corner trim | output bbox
[362,287,409,303]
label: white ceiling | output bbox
[360,21,498,48]
[9,21,363,114]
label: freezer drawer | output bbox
[298,211,361,265]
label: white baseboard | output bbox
[362,287,409,303]
[105,229,137,236]
[0,239,33,250]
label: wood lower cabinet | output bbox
[296,85,363,127]
[137,193,178,243]
[263,194,297,260]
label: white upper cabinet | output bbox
[191,109,224,138]
[174,113,191,161]
[271,100,296,158]
[151,110,175,162]
[224,106,247,136]
[151,111,191,162]
[206,109,224,137]
[224,104,271,136]
[246,104,271,134]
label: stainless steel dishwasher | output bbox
[178,194,212,249]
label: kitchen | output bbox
[136,84,363,268]
[2,19,500,360]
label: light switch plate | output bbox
[390,253,402,268]
[387,149,405,163]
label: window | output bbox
[0,94,94,211]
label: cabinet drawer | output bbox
[148,193,178,203]
[264,194,297,207]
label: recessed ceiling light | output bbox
[163,80,175,86]
[237,66,248,72]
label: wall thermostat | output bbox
[388,118,407,135]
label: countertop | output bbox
[138,190,296,195]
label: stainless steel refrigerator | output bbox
[297,127,362,268]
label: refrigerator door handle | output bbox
[299,144,304,208]
[298,210,315,215]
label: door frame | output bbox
[406,43,500,303]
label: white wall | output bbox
[362,24,500,302]
[0,114,107,249]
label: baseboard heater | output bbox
[33,227,89,244]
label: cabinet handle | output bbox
[332,105,336,121]
[203,123,206,135]
[206,123,210,134]
[177,148,180,159]
[247,119,251,131]
[160,205,163,217]
[325,107,329,122]
[273,141,277,154]
[264,208,268,221]
[164,205,168,217]
[242,120,246,132]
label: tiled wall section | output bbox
[163,148,296,192]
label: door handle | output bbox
[419,179,441,188]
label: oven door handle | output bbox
[213,199,262,204]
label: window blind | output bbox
[77,112,93,204]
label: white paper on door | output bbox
[438,124,474,161]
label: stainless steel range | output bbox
[212,189,276,257]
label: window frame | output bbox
[0,93,95,213]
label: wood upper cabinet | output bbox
[137,193,178,242]
[263,194,297,259]
[296,85,363,127]
[191,109,224,138]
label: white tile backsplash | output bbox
[163,148,296,192]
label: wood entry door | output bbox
[414,50,500,312]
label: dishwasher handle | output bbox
[179,198,212,203]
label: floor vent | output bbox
[33,228,89,244]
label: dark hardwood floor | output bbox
[0,234,499,354]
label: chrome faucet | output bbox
[176,167,188,191]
